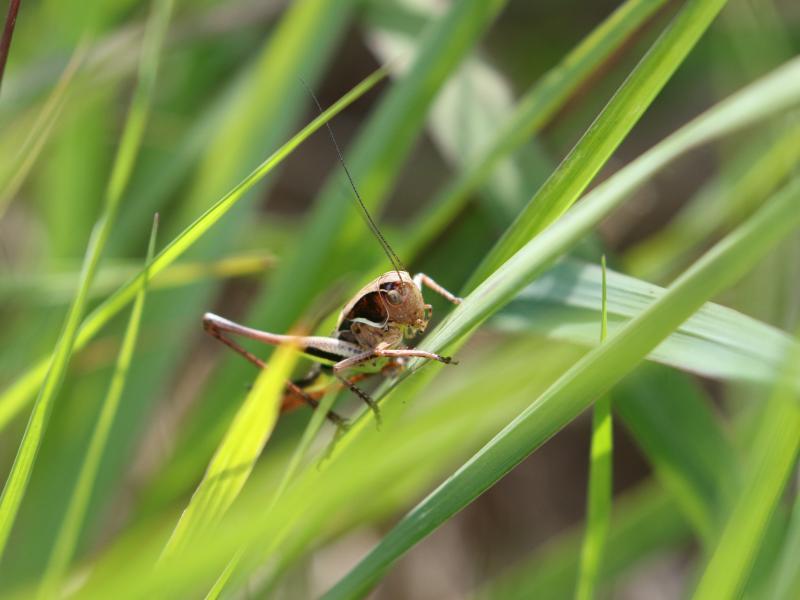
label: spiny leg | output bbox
[334,348,454,373]
[203,313,348,427]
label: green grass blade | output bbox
[692,338,800,600]
[398,0,670,258]
[37,214,159,600]
[321,179,800,599]
[0,0,174,560]
[575,256,612,600]
[492,258,800,387]
[0,66,387,432]
[160,340,299,561]
[467,0,729,289]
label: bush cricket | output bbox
[203,87,461,427]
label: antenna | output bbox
[300,78,405,277]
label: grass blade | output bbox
[0,65,387,432]
[37,214,159,599]
[468,0,729,288]
[160,340,299,561]
[321,178,800,599]
[692,337,800,600]
[492,258,799,386]
[575,256,612,600]
[0,0,174,560]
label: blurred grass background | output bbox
[0,0,799,598]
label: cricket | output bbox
[202,87,462,427]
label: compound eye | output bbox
[386,289,403,305]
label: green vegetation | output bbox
[0,1,798,598]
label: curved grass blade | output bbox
[468,0,729,289]
[0,65,388,432]
[0,0,174,560]
[160,341,299,561]
[575,256,612,600]
[691,337,800,600]
[321,178,800,600]
[37,214,159,600]
[492,258,799,387]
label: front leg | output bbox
[413,273,463,305]
[334,347,455,373]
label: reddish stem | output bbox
[0,0,22,93]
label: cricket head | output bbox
[377,271,429,336]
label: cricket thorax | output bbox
[336,271,429,350]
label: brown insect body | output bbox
[336,271,429,352]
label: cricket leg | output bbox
[333,347,454,373]
[413,273,463,305]
[203,313,349,427]
[203,313,362,359]
[375,348,456,365]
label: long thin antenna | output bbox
[300,78,405,277]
